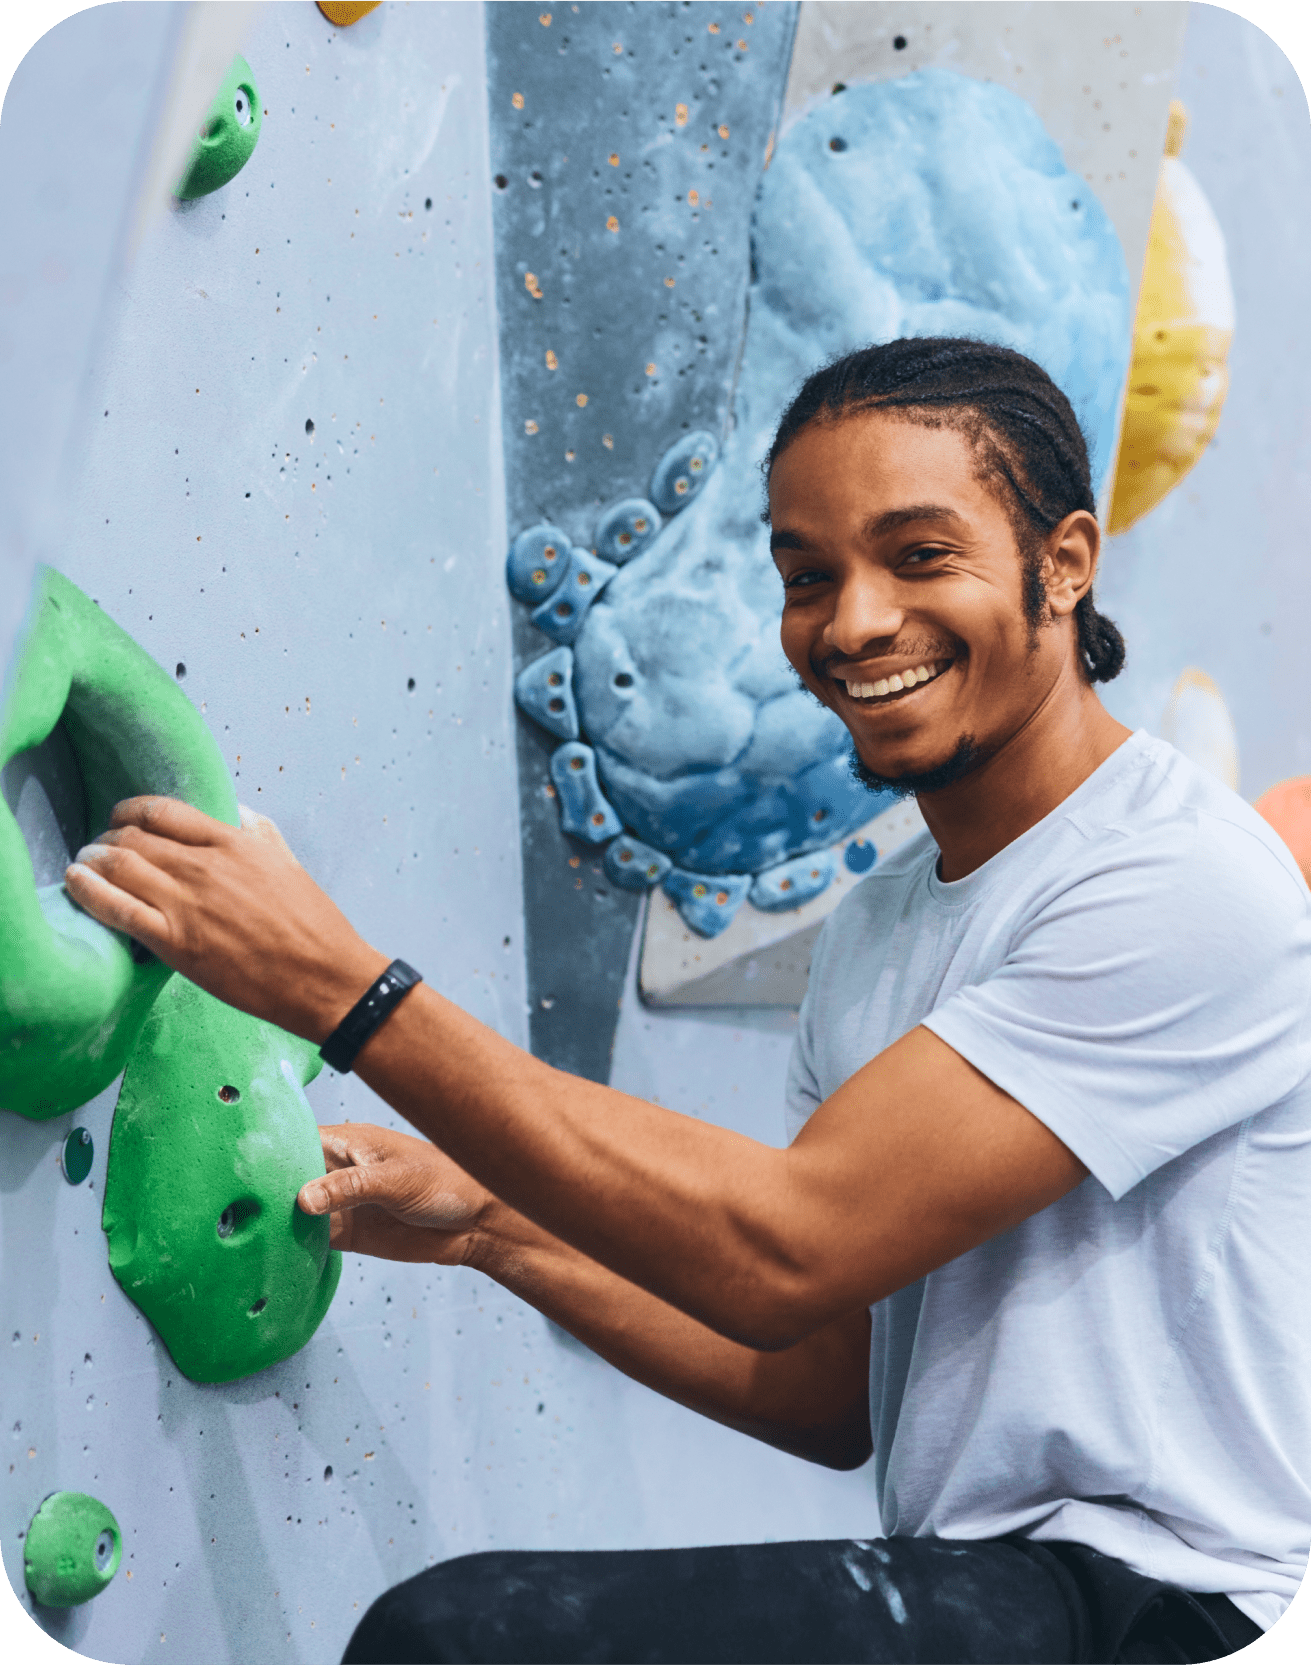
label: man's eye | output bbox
[904,546,948,566]
[783,570,829,590]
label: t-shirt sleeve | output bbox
[785,916,831,1146]
[922,814,1311,1199]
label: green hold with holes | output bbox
[3,566,339,1380]
[24,1491,121,1607]
[174,55,262,201]
[102,976,341,1383]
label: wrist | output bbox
[460,1191,514,1278]
[308,943,392,1045]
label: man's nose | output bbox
[823,571,904,660]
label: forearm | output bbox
[351,983,808,1346]
[465,1195,873,1471]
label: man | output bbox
[66,339,1310,1663]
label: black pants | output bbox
[341,1535,1264,1664]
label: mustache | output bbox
[808,641,959,680]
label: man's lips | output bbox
[829,658,952,706]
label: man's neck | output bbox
[916,675,1132,883]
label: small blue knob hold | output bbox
[507,522,571,604]
[515,648,579,741]
[594,497,663,564]
[662,868,751,938]
[604,835,672,891]
[529,548,618,645]
[749,850,836,913]
[843,837,878,875]
[550,743,624,844]
[650,430,719,515]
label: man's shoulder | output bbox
[1070,734,1309,913]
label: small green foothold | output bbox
[102,978,341,1383]
[0,567,239,1121]
[62,1126,93,1185]
[174,55,262,201]
[24,1492,121,1607]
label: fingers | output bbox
[109,796,234,846]
[63,857,172,949]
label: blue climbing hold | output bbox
[749,850,836,912]
[515,648,579,741]
[529,548,618,645]
[549,742,624,844]
[662,868,751,938]
[844,837,878,875]
[506,522,571,604]
[650,430,719,515]
[594,498,664,564]
[604,835,672,891]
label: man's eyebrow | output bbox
[768,529,805,554]
[867,504,967,537]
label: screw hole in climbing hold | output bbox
[424,198,432,210]
[548,697,564,713]
[569,756,585,771]
[175,662,187,679]
[894,35,907,50]
[828,137,847,152]
[407,678,416,692]
[248,1298,267,1315]
[305,418,315,435]
[494,174,508,190]
[61,1127,94,1186]
[324,1466,333,1481]
[94,1530,116,1572]
[614,673,634,688]
[217,1084,241,1103]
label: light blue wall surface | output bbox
[1097,5,1311,798]
[2,5,1309,1663]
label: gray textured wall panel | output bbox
[486,1,798,1081]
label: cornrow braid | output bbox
[766,338,1126,683]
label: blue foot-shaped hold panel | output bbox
[529,548,618,646]
[507,522,572,605]
[515,648,579,741]
[749,850,837,912]
[650,431,720,516]
[550,743,623,843]
[594,498,664,564]
[505,71,1131,935]
[662,868,752,938]
[604,835,672,891]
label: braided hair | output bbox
[765,337,1126,683]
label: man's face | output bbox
[769,409,1062,794]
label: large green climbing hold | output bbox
[102,977,341,1383]
[174,55,261,201]
[1,568,238,1120]
[24,1492,122,1607]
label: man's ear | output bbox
[1044,511,1100,619]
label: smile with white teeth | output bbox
[840,661,948,702]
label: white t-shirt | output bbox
[786,731,1311,1631]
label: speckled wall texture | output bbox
[3,5,1310,1664]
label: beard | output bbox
[849,732,992,799]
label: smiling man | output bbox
[66,339,1310,1664]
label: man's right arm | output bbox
[303,1123,872,1472]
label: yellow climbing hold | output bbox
[1108,101,1234,535]
[316,2,380,25]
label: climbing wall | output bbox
[3,5,1311,1663]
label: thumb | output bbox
[298,1163,389,1217]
